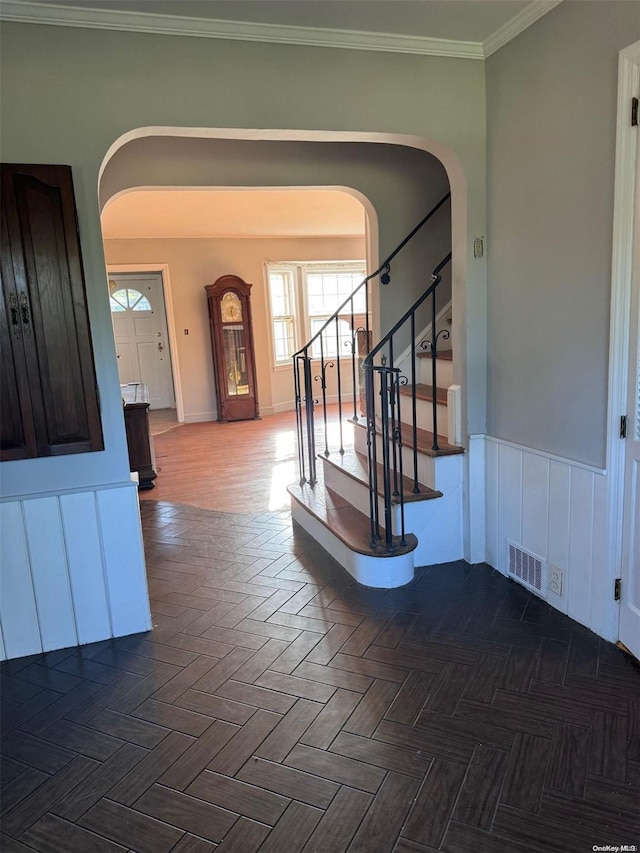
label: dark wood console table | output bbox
[121,383,157,490]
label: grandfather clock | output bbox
[205,274,260,422]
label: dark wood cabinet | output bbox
[121,383,157,489]
[205,275,260,422]
[0,164,103,461]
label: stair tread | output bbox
[321,449,443,504]
[288,479,417,558]
[399,383,448,404]
[416,349,453,361]
[353,419,464,457]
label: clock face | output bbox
[221,291,243,323]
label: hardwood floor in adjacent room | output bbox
[141,409,352,513]
[1,412,638,852]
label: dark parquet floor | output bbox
[2,500,639,852]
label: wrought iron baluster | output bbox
[394,372,407,546]
[379,369,394,550]
[410,311,419,492]
[302,353,317,485]
[349,296,357,422]
[293,355,306,484]
[388,338,399,498]
[315,336,333,458]
[431,288,439,450]
[365,366,380,546]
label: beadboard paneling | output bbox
[0,502,41,659]
[22,497,78,652]
[97,486,151,638]
[60,492,113,645]
[484,437,614,639]
[0,483,151,661]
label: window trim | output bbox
[265,260,367,369]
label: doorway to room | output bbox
[108,271,176,413]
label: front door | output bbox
[619,139,640,660]
[109,272,174,409]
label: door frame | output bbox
[107,263,184,422]
[607,40,640,643]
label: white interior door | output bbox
[619,140,640,660]
[109,273,175,409]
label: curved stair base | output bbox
[288,483,416,589]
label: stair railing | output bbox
[363,253,452,551]
[293,192,451,487]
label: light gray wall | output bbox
[0,20,486,501]
[101,136,452,335]
[486,1,640,468]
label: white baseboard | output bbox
[182,411,217,423]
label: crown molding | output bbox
[483,0,563,57]
[0,1,484,58]
[0,0,563,60]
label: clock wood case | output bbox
[205,275,260,422]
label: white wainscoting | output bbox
[482,435,616,642]
[0,482,151,661]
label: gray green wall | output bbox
[486,1,640,468]
[0,20,486,500]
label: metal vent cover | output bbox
[507,541,546,595]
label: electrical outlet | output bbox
[549,564,563,596]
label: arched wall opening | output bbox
[98,128,463,430]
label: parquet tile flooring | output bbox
[2,414,639,851]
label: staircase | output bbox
[288,194,465,588]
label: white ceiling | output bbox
[101,188,367,240]
[3,0,563,57]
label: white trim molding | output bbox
[483,0,564,57]
[1,0,561,60]
[606,39,640,647]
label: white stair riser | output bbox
[419,358,453,388]
[353,425,464,493]
[290,498,414,588]
[322,455,464,565]
[354,425,436,487]
[323,457,405,533]
[398,396,448,437]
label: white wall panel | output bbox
[468,436,486,563]
[496,444,522,573]
[97,486,152,638]
[547,460,571,614]
[22,497,78,652]
[484,436,612,637]
[0,503,40,658]
[485,438,499,569]
[589,473,612,640]
[521,453,549,561]
[0,483,150,661]
[60,492,112,645]
[567,467,595,629]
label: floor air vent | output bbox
[507,541,546,595]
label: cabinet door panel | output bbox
[0,196,37,460]
[2,164,103,456]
